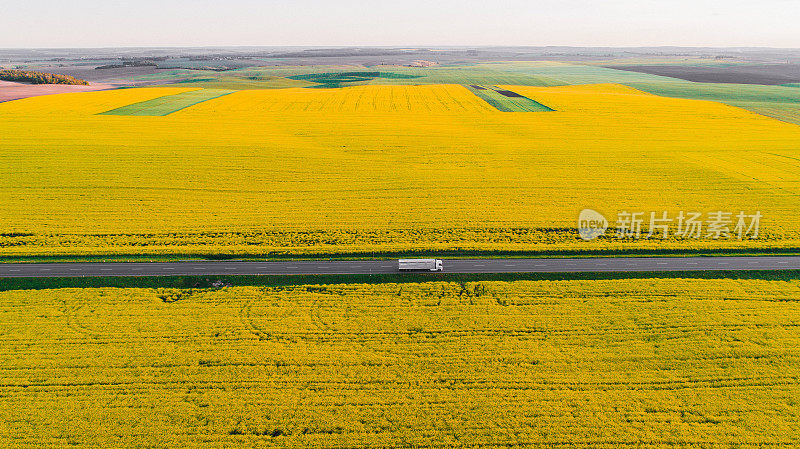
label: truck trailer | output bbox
[398,259,443,272]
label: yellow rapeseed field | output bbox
[1,278,799,446]
[181,83,497,113]
[1,84,799,257]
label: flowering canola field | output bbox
[2,278,799,446]
[1,84,799,258]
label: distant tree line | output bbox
[95,60,157,70]
[0,70,89,85]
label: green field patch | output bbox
[176,78,216,83]
[489,62,674,85]
[100,89,234,116]
[166,76,315,90]
[287,71,422,88]
[737,102,800,125]
[627,81,800,105]
[465,85,554,112]
[366,66,564,87]
[626,81,800,125]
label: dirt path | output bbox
[0,81,118,103]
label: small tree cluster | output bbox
[0,70,89,85]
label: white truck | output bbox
[398,259,443,272]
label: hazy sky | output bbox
[2,0,799,48]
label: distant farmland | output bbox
[2,277,799,446]
[1,83,800,259]
[146,62,800,126]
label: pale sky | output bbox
[2,0,799,48]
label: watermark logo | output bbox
[578,209,608,241]
[578,209,762,241]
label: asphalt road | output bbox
[0,256,799,278]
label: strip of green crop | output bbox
[627,81,800,105]
[738,103,800,126]
[287,71,423,88]
[496,63,675,84]
[99,89,234,116]
[465,85,554,112]
[373,67,565,87]
[625,81,800,125]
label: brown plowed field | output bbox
[0,81,117,103]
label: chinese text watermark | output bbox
[578,209,761,241]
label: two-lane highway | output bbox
[0,256,799,277]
